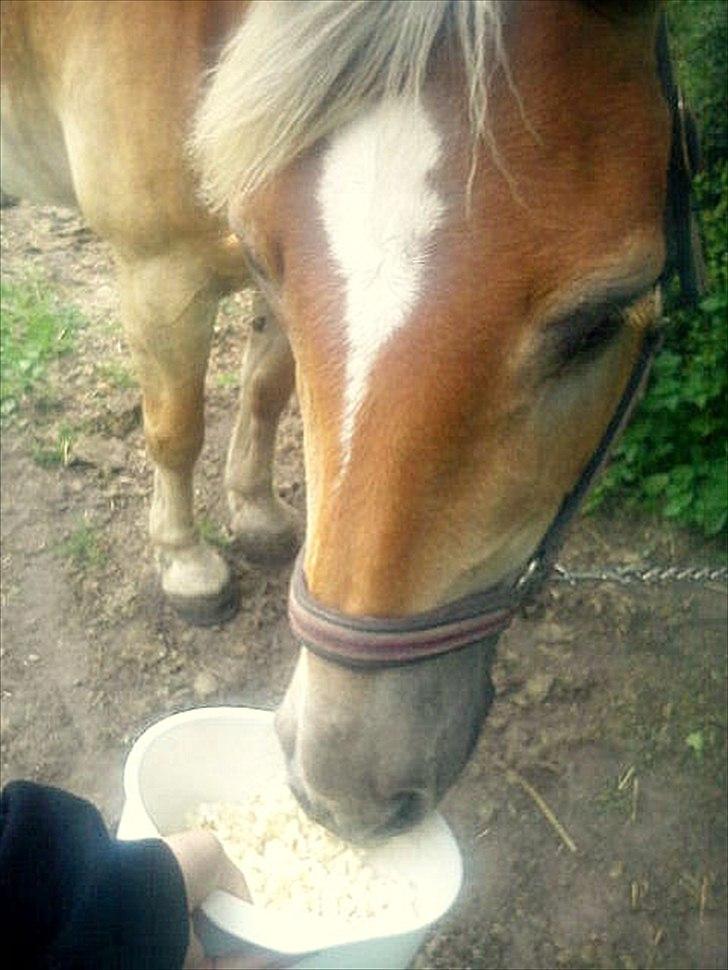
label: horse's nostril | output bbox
[386,791,426,834]
[288,777,338,832]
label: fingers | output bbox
[164,830,226,910]
[164,830,252,907]
[165,830,263,969]
[217,852,252,903]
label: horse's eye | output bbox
[553,311,624,370]
[565,312,623,358]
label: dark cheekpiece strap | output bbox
[531,324,665,573]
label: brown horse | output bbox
[1,1,682,839]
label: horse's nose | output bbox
[275,689,431,838]
[379,789,427,834]
[287,768,429,840]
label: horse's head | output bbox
[198,0,675,839]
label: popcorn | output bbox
[186,784,419,923]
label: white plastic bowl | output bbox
[117,706,463,969]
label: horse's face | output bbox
[235,1,670,839]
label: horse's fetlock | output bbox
[149,517,197,551]
[145,428,202,471]
[250,371,288,417]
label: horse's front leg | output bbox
[226,300,300,562]
[117,252,237,625]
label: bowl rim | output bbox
[122,705,275,814]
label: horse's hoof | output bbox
[237,526,300,564]
[229,495,301,564]
[157,542,238,625]
[166,577,240,626]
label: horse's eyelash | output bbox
[544,310,625,377]
[561,311,624,359]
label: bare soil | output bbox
[1,201,726,970]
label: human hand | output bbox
[163,830,285,969]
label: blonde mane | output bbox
[193,0,506,214]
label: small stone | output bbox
[580,944,601,967]
[524,672,555,704]
[228,640,253,658]
[537,622,575,644]
[511,672,555,707]
[489,922,512,946]
[476,800,497,825]
[486,707,511,731]
[193,670,218,699]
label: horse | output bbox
[0,0,701,840]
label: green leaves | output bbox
[588,150,727,538]
[685,730,705,761]
[668,0,728,168]
[589,5,727,538]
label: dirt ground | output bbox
[1,201,726,970]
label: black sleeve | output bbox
[0,780,190,970]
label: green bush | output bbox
[667,0,727,171]
[589,3,727,537]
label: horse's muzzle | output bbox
[286,768,429,842]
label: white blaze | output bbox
[317,97,444,467]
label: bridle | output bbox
[288,327,662,667]
[288,16,706,669]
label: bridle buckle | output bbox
[514,555,548,597]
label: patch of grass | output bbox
[198,516,232,550]
[215,371,239,389]
[58,522,107,571]
[610,662,727,787]
[0,276,83,423]
[684,725,721,764]
[592,780,634,817]
[96,361,136,390]
[32,422,77,467]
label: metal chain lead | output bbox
[552,562,728,587]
